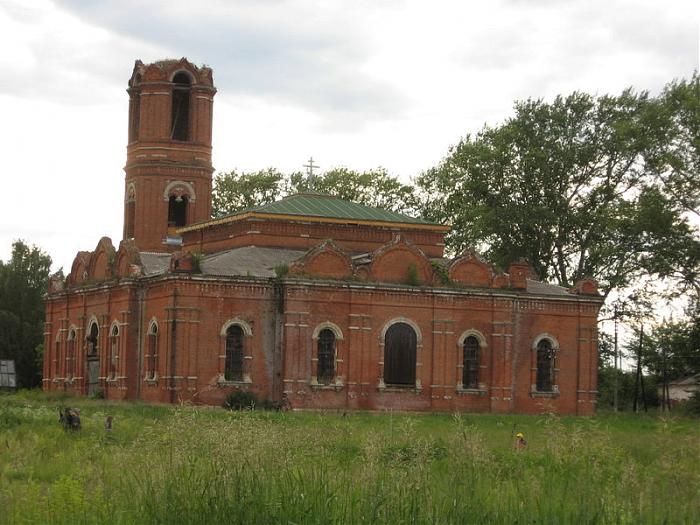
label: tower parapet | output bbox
[123,58,216,251]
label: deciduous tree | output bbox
[417,87,699,299]
[0,240,52,388]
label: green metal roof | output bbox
[239,193,438,225]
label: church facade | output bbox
[43,58,602,414]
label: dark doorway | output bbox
[383,322,417,386]
[86,322,100,396]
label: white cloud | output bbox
[0,0,697,273]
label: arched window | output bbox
[317,329,336,385]
[146,322,158,380]
[171,72,191,141]
[129,73,141,142]
[536,339,555,392]
[463,336,480,389]
[87,322,99,356]
[384,322,417,386]
[224,325,244,382]
[109,325,119,379]
[168,195,188,227]
[66,328,76,380]
[54,333,62,378]
[125,186,135,239]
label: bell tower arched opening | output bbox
[168,195,188,228]
[171,72,191,141]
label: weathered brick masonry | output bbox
[44,58,603,414]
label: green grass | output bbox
[1,391,698,524]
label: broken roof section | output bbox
[135,245,582,297]
[179,193,448,233]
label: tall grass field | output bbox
[1,391,698,524]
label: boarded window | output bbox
[55,339,61,377]
[87,323,99,356]
[147,324,158,379]
[109,325,119,379]
[168,195,188,227]
[317,329,336,384]
[125,197,135,239]
[536,339,555,391]
[384,322,417,386]
[171,72,191,141]
[463,336,480,389]
[67,329,76,379]
[224,325,244,382]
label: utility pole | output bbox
[633,326,647,413]
[662,343,668,412]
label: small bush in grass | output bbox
[0,406,22,429]
[223,390,257,411]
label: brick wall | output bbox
[44,275,600,415]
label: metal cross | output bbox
[303,156,319,188]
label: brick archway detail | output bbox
[312,321,344,340]
[163,180,196,202]
[456,329,488,347]
[379,317,422,344]
[220,318,253,337]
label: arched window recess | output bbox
[170,72,192,141]
[380,320,419,391]
[531,335,559,397]
[219,319,253,384]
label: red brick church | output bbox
[43,58,602,414]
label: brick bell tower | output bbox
[123,58,216,251]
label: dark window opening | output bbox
[384,322,417,386]
[317,329,336,384]
[463,336,480,389]
[536,340,555,391]
[129,91,141,142]
[147,325,158,379]
[129,74,141,142]
[87,323,99,356]
[171,72,191,141]
[125,198,135,238]
[168,195,188,227]
[224,325,244,382]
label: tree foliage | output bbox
[417,86,700,299]
[650,72,700,218]
[212,168,285,217]
[0,240,52,388]
[643,313,700,381]
[212,167,418,218]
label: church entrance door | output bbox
[384,322,417,386]
[87,358,100,396]
[86,321,100,396]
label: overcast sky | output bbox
[1,0,698,273]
